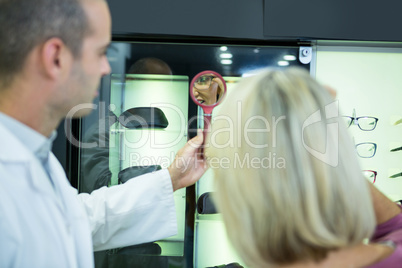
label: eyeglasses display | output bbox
[194,75,216,90]
[390,146,402,152]
[362,170,377,183]
[393,118,402,126]
[355,142,377,158]
[389,172,402,179]
[343,109,378,131]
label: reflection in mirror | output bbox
[190,71,227,157]
[192,74,225,106]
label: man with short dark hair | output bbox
[0,0,206,267]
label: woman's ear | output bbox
[324,85,337,98]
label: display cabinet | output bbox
[74,40,309,267]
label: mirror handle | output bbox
[200,114,212,158]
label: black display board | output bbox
[264,0,402,41]
[107,0,402,42]
[107,0,264,39]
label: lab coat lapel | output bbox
[47,153,72,213]
[47,153,94,268]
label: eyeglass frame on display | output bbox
[343,108,378,131]
[343,116,378,131]
[389,172,402,179]
[362,170,377,183]
[390,146,402,152]
[355,142,377,158]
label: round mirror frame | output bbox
[190,70,227,115]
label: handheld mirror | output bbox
[190,70,227,154]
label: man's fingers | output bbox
[188,130,204,148]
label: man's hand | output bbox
[168,131,208,191]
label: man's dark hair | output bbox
[0,0,91,88]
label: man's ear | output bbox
[40,37,73,80]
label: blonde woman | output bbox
[206,67,402,267]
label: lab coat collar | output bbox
[0,120,34,162]
[0,112,56,163]
[0,121,63,196]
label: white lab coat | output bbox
[0,122,177,268]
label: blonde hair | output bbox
[206,67,375,267]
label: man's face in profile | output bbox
[66,0,112,117]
